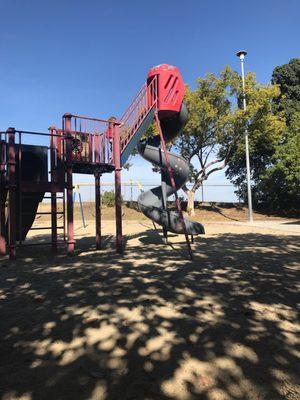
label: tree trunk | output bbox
[187,190,195,216]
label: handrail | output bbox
[119,83,148,123]
[119,76,158,152]
[62,114,122,125]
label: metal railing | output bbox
[119,75,158,151]
[60,114,118,166]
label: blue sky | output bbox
[0,0,299,201]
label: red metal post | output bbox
[112,121,123,253]
[154,112,193,260]
[161,173,168,243]
[7,128,16,260]
[64,114,75,256]
[0,135,6,255]
[49,127,58,253]
[95,172,101,250]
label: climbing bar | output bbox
[29,226,64,230]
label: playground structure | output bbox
[0,64,204,260]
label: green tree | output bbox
[254,124,300,211]
[176,67,284,215]
[226,58,300,212]
[176,67,235,214]
[225,73,285,206]
[249,58,300,211]
[272,58,300,123]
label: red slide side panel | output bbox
[147,64,185,116]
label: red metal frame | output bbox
[112,121,123,253]
[0,111,124,259]
[59,113,117,166]
[0,63,191,260]
[60,113,123,254]
[0,128,67,258]
[95,172,101,250]
[8,128,16,260]
[64,114,75,256]
[0,131,7,255]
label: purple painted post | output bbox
[64,114,75,256]
[7,128,16,260]
[95,172,101,250]
[49,127,58,253]
[0,135,6,255]
[112,121,123,253]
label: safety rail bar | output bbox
[60,114,119,166]
[62,114,121,126]
[119,75,158,152]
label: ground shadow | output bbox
[0,229,299,399]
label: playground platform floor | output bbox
[0,220,299,400]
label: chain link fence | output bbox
[73,180,241,204]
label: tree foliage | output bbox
[257,58,300,211]
[176,66,284,214]
[226,58,300,212]
[272,58,300,123]
[254,126,300,210]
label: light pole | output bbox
[236,50,253,223]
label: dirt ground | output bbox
[36,201,299,223]
[0,211,299,399]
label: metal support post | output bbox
[161,171,168,243]
[236,50,253,223]
[50,127,58,253]
[7,128,16,260]
[64,114,75,255]
[95,173,101,250]
[0,135,6,255]
[112,120,123,254]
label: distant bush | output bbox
[102,190,116,207]
[102,190,123,207]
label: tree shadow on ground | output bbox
[200,204,241,221]
[0,229,299,400]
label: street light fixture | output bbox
[236,50,253,223]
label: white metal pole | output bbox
[236,51,253,223]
